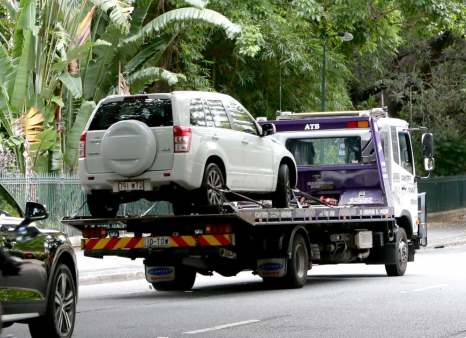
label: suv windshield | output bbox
[89,98,173,130]
[286,136,362,166]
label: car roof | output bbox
[97,91,233,105]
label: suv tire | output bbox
[29,264,77,338]
[199,163,225,207]
[87,192,119,218]
[272,164,291,208]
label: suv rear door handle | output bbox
[241,139,249,145]
[212,135,219,141]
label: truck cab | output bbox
[266,108,432,248]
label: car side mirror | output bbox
[24,202,48,223]
[261,123,276,137]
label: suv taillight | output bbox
[79,132,86,158]
[173,126,192,153]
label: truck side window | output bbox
[391,127,400,165]
[206,100,231,129]
[226,101,259,136]
[189,98,206,126]
[398,132,413,174]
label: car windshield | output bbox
[286,136,362,166]
[89,98,173,130]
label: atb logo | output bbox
[304,123,320,130]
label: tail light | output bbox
[205,224,232,234]
[79,132,87,158]
[82,227,108,238]
[346,121,369,128]
[173,126,192,153]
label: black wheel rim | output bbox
[206,168,224,206]
[54,272,75,336]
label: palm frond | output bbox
[122,7,241,45]
[183,0,209,9]
[11,29,33,113]
[18,106,44,145]
[91,0,134,33]
[126,67,186,93]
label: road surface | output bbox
[6,245,466,338]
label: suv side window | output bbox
[190,98,206,126]
[226,101,258,135]
[398,131,413,174]
[205,100,231,129]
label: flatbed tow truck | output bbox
[62,108,433,290]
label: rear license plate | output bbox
[115,180,144,192]
[144,237,170,248]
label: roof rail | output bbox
[276,107,388,120]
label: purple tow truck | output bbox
[63,108,433,290]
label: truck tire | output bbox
[272,164,291,208]
[87,192,119,218]
[199,163,225,207]
[385,227,408,276]
[264,233,309,288]
[151,265,196,291]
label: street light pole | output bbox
[321,38,327,112]
[320,32,353,112]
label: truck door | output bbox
[391,127,418,235]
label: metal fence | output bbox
[418,175,466,213]
[0,173,170,236]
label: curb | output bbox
[79,271,145,285]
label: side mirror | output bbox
[261,123,276,137]
[421,133,434,172]
[24,202,48,223]
[421,133,433,158]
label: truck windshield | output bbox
[286,136,362,166]
[89,98,172,130]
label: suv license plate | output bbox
[116,181,144,192]
[145,237,170,248]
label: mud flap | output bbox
[145,266,175,283]
[257,258,286,278]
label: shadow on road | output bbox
[106,273,388,302]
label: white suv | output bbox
[78,91,297,216]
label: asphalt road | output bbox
[6,245,466,338]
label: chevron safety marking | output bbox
[82,234,235,251]
[82,237,144,250]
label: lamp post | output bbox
[320,32,353,112]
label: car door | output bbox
[225,100,275,191]
[203,99,243,190]
[0,186,47,319]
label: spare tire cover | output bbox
[101,120,157,177]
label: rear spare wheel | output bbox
[101,120,156,177]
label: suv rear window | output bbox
[89,98,173,130]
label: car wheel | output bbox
[87,192,119,217]
[29,264,77,338]
[199,163,225,207]
[151,265,196,291]
[385,227,408,276]
[272,164,291,208]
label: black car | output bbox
[0,185,78,338]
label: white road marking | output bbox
[183,319,261,335]
[401,284,448,293]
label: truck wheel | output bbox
[29,264,77,338]
[385,227,408,277]
[199,163,225,207]
[151,265,196,291]
[272,164,291,208]
[283,233,309,288]
[87,192,119,218]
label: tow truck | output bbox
[62,108,434,290]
